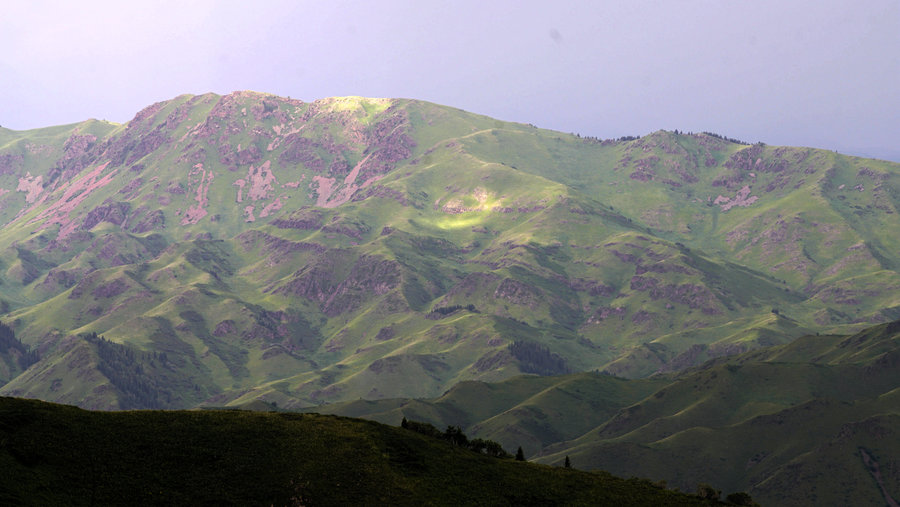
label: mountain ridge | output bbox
[0,91,898,410]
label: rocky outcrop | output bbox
[321,257,402,316]
[350,185,410,206]
[586,306,627,324]
[82,202,131,230]
[278,135,326,172]
[493,279,543,309]
[91,278,131,299]
[629,276,722,314]
[271,208,324,230]
[237,231,326,257]
[0,153,24,175]
[713,185,758,211]
[40,268,84,291]
[130,210,165,233]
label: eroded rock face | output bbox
[362,107,416,180]
[629,276,722,315]
[350,185,410,206]
[493,278,543,309]
[40,268,83,291]
[271,208,324,230]
[237,231,326,259]
[586,306,626,324]
[91,278,130,299]
[82,202,131,230]
[374,326,395,341]
[279,135,327,172]
[713,185,758,211]
[443,273,502,300]
[130,210,165,233]
[272,253,403,316]
[275,263,340,302]
[0,153,24,175]
[213,319,237,337]
[321,257,403,316]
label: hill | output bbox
[0,396,716,506]
[309,319,900,506]
[0,92,899,409]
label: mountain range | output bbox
[0,91,898,411]
[1,91,899,504]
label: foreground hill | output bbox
[0,397,716,506]
[311,319,900,506]
[0,92,899,409]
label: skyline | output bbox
[1,0,898,161]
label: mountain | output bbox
[0,396,716,506]
[0,91,899,409]
[308,319,900,506]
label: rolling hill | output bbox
[310,319,900,506]
[0,91,899,410]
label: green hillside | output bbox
[304,372,670,459]
[311,320,900,506]
[0,396,715,506]
[0,92,899,410]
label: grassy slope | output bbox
[310,320,900,506]
[537,321,900,506]
[307,372,670,460]
[0,396,712,506]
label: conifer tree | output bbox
[564,455,571,468]
[515,446,525,461]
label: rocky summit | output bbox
[0,91,899,410]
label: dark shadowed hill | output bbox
[0,396,717,506]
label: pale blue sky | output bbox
[2,0,898,160]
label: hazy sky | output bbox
[2,1,898,160]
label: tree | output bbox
[400,418,511,458]
[469,438,487,454]
[482,440,510,459]
[564,455,571,468]
[515,446,525,461]
[696,483,720,501]
[725,492,758,506]
[443,425,468,447]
